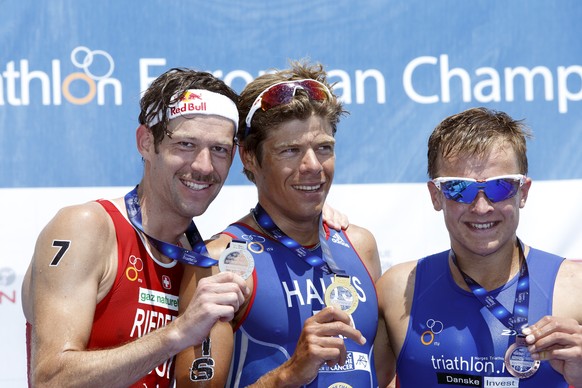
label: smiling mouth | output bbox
[182,180,211,191]
[468,222,497,230]
[293,184,322,192]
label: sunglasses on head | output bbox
[243,79,333,138]
[432,174,526,204]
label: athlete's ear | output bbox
[428,180,444,211]
[519,176,532,209]
[136,125,154,158]
[239,145,259,176]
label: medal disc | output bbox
[325,275,359,315]
[218,241,254,280]
[504,335,540,379]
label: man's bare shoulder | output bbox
[343,223,382,280]
[343,223,374,243]
[377,259,418,356]
[35,200,114,259]
[23,200,117,320]
[378,260,419,294]
[54,198,115,224]
[554,259,582,320]
[205,232,235,259]
[377,260,419,318]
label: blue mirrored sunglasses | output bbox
[432,174,526,204]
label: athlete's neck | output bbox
[131,184,192,244]
[450,240,522,291]
[252,203,321,247]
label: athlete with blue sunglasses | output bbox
[376,107,582,388]
[432,174,526,204]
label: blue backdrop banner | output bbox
[2,1,581,188]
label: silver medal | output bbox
[218,240,255,280]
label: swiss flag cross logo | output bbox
[162,275,171,290]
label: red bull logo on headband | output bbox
[170,90,207,115]
[169,101,207,116]
[180,91,203,101]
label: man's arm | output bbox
[175,234,241,387]
[524,259,582,387]
[375,260,418,387]
[375,268,404,387]
[343,224,382,281]
[343,224,399,387]
[374,314,396,388]
[24,203,248,387]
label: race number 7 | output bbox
[50,240,71,266]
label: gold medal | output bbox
[504,334,540,379]
[324,274,359,315]
[218,240,255,280]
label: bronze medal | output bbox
[504,334,540,379]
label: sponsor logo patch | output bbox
[138,287,179,311]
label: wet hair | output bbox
[138,67,239,151]
[237,60,346,182]
[427,107,532,179]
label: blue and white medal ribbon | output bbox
[451,241,539,379]
[252,203,358,314]
[124,186,217,267]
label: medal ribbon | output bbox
[251,203,346,275]
[124,186,217,267]
[451,241,530,331]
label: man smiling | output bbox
[22,68,249,387]
[376,107,582,388]
[176,61,383,387]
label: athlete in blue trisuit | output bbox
[175,61,383,387]
[376,107,582,388]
